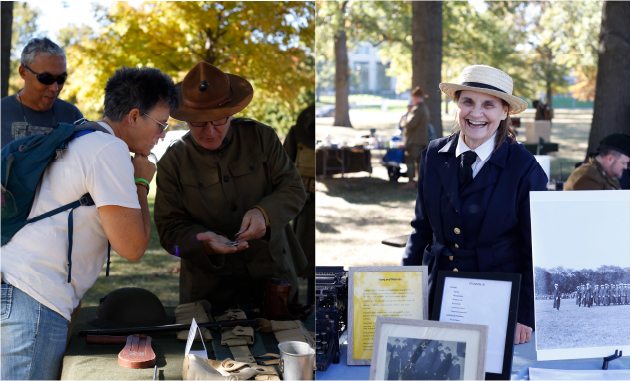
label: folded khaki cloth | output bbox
[175,301,213,342]
[183,355,279,380]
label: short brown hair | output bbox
[411,86,424,98]
[453,90,516,152]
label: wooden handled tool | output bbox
[87,334,156,369]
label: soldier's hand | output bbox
[514,323,532,345]
[236,208,267,241]
[197,231,248,254]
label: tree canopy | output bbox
[8,1,314,135]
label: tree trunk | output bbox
[587,1,630,157]
[1,1,14,99]
[412,1,443,137]
[333,27,352,127]
[546,80,552,110]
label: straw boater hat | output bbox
[171,62,253,122]
[439,65,528,115]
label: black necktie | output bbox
[459,151,478,190]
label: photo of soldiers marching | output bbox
[534,266,630,310]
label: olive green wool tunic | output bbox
[154,118,307,306]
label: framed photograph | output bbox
[347,266,428,366]
[530,191,630,361]
[369,316,487,380]
[432,271,521,380]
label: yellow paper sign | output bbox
[352,271,425,361]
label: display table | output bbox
[62,306,314,380]
[316,331,630,380]
[316,147,372,179]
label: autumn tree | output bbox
[587,1,629,156]
[6,2,43,96]
[63,1,314,135]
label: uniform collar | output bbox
[455,131,496,163]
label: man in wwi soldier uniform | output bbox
[552,283,561,310]
[154,62,307,312]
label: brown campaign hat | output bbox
[171,62,253,122]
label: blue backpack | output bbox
[1,121,112,282]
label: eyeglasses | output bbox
[142,112,169,133]
[189,117,230,128]
[24,65,68,86]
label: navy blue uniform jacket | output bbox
[402,133,548,329]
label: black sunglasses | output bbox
[24,65,68,86]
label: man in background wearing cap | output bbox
[564,133,630,190]
[154,62,307,311]
[400,86,429,190]
[553,283,561,310]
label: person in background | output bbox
[1,37,83,148]
[564,133,629,190]
[283,105,316,305]
[400,86,429,190]
[402,65,548,345]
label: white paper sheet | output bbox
[184,318,208,359]
[529,367,631,380]
[439,277,512,374]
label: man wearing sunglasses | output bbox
[154,62,307,311]
[1,37,83,148]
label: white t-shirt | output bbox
[1,122,140,321]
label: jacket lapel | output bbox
[437,135,460,212]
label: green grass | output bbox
[534,299,630,350]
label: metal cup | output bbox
[278,341,315,380]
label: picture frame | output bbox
[530,191,630,361]
[432,271,520,380]
[369,316,487,380]
[347,266,428,366]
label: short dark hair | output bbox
[103,66,179,122]
[21,37,65,66]
[597,147,622,160]
[453,90,515,152]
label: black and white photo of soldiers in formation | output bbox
[384,337,466,380]
[534,267,630,351]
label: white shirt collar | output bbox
[456,131,497,162]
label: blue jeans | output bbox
[1,283,68,380]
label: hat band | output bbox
[183,85,233,110]
[460,81,508,95]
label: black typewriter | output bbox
[315,266,348,371]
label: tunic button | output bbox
[454,243,459,249]
[250,166,255,171]
[449,256,454,261]
[223,175,230,182]
[198,183,203,188]
[231,205,237,212]
[454,227,461,235]
[453,268,459,272]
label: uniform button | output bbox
[223,175,230,182]
[231,205,237,212]
[198,183,204,188]
[449,256,454,261]
[453,268,459,272]
[454,243,459,249]
[454,227,461,235]
[250,166,255,171]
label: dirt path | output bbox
[315,108,593,268]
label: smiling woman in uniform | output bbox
[401,65,548,345]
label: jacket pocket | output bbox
[228,152,267,178]
[180,169,220,190]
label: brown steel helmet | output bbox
[88,287,175,328]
